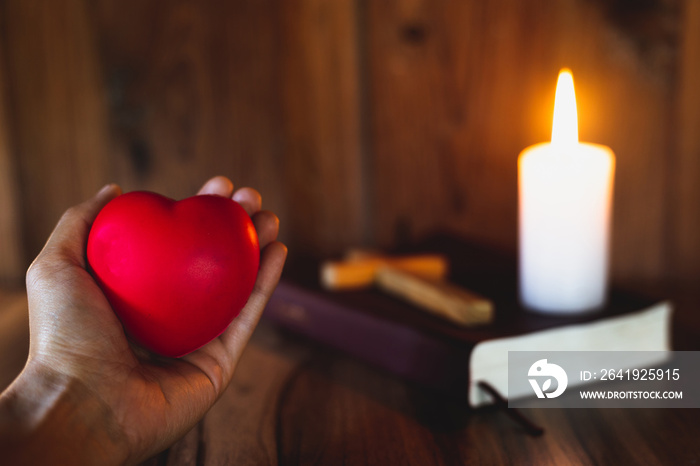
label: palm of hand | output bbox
[25,177,286,463]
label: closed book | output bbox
[263,235,672,407]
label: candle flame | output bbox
[551,68,578,147]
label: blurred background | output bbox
[0,0,697,293]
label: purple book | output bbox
[262,235,668,402]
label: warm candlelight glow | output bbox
[518,68,615,314]
[551,69,578,148]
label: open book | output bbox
[263,235,672,407]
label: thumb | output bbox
[33,184,122,271]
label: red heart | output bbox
[87,192,259,357]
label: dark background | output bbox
[0,0,697,292]
[1,2,700,463]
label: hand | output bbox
[0,176,287,465]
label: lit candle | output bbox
[518,69,615,314]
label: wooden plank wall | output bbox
[2,0,111,281]
[0,30,22,286]
[674,0,700,285]
[367,0,679,284]
[0,0,696,287]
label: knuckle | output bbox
[26,257,73,290]
[61,201,92,225]
[25,259,46,288]
[60,206,81,224]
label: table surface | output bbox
[1,286,699,466]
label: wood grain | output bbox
[0,288,698,465]
[92,0,366,256]
[90,0,288,233]
[0,32,23,285]
[0,1,699,463]
[365,0,676,282]
[2,0,111,265]
[170,320,700,465]
[0,0,696,284]
[280,0,367,255]
[672,0,700,284]
[0,290,28,392]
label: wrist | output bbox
[0,360,130,465]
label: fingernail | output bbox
[97,183,117,197]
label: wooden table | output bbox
[1,288,699,465]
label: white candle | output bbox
[518,69,615,314]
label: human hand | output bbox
[0,176,287,465]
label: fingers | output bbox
[81,184,122,220]
[197,177,262,218]
[31,184,121,271]
[197,176,234,197]
[197,178,277,249]
[220,241,288,356]
[232,187,262,217]
[252,211,279,248]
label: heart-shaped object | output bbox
[87,191,260,357]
